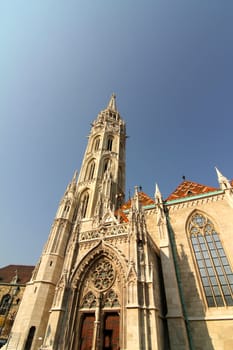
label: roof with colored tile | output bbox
[121,191,155,210]
[117,191,154,222]
[166,180,218,201]
[0,265,34,284]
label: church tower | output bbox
[8,95,166,350]
[6,95,233,350]
[8,95,167,350]
[76,93,126,224]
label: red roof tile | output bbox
[166,180,218,201]
[121,191,154,210]
[0,265,34,284]
[117,192,154,222]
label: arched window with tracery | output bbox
[81,292,97,309]
[62,201,70,217]
[107,136,113,151]
[0,294,11,315]
[80,191,89,218]
[103,159,110,173]
[85,160,95,180]
[93,136,100,152]
[188,211,233,307]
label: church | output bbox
[6,95,233,349]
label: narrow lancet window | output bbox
[93,136,100,151]
[189,212,233,307]
[0,294,11,315]
[103,159,110,173]
[107,137,113,151]
[85,161,95,180]
[80,192,89,218]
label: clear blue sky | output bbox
[1,1,233,266]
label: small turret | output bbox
[56,170,78,220]
[154,183,163,204]
[154,183,166,227]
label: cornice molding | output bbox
[167,192,225,212]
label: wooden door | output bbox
[103,313,120,350]
[80,313,95,350]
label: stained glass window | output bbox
[189,212,233,307]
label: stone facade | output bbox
[6,96,233,349]
[0,265,34,348]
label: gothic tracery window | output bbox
[103,290,120,307]
[107,137,113,151]
[189,212,233,307]
[85,160,95,180]
[62,201,70,216]
[82,292,97,309]
[0,294,11,315]
[91,259,115,292]
[103,159,109,173]
[93,137,100,152]
[80,192,89,218]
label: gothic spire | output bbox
[131,186,140,212]
[154,183,163,204]
[215,167,231,190]
[107,93,117,111]
[71,169,78,184]
[70,169,78,192]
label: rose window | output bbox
[91,259,115,291]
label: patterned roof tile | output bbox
[117,192,154,222]
[166,180,218,201]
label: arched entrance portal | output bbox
[70,254,124,350]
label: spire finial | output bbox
[72,170,78,184]
[215,167,231,190]
[155,183,163,204]
[133,185,140,211]
[107,93,117,111]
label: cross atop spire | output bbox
[107,93,117,111]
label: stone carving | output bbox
[102,289,120,307]
[81,291,97,308]
[168,193,224,212]
[91,259,115,292]
[79,223,128,241]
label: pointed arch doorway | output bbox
[74,256,122,350]
[79,311,120,350]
